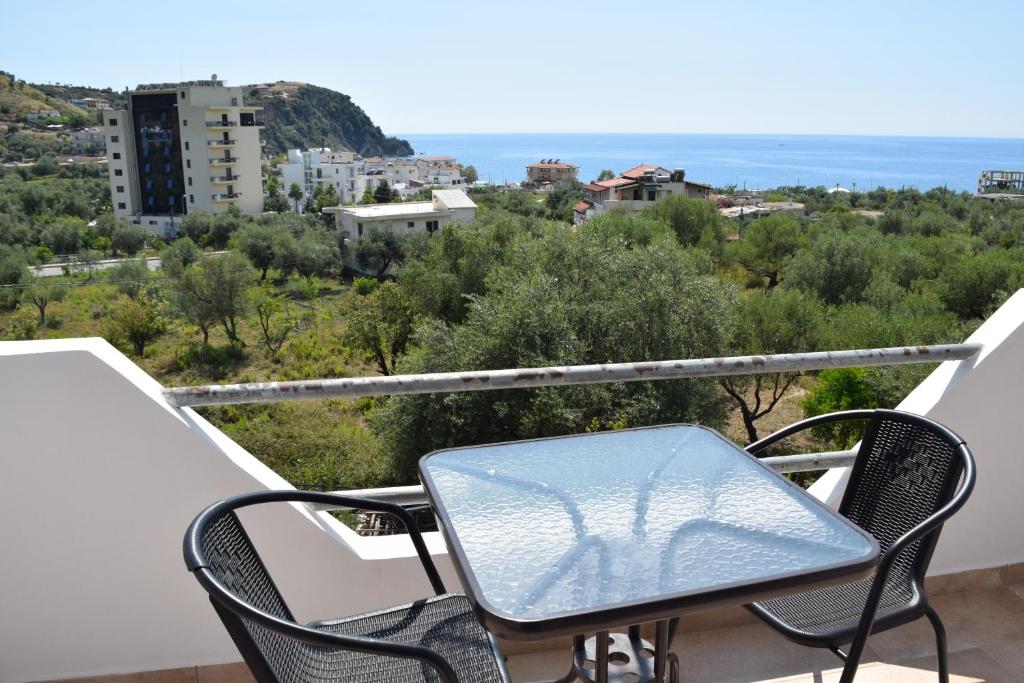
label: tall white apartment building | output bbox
[104,79,264,237]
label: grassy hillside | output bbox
[0,71,91,123]
[247,82,414,157]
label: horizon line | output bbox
[394,131,1024,141]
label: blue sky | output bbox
[3,1,1021,138]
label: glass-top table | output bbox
[419,424,879,643]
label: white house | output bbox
[324,189,477,243]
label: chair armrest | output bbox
[184,489,447,595]
[745,409,877,456]
[194,566,460,683]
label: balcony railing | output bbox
[165,342,979,473]
[211,192,243,201]
[207,139,236,146]
[209,156,239,165]
[210,175,240,183]
[205,120,236,127]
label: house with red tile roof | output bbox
[574,165,712,224]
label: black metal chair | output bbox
[744,409,976,683]
[183,490,511,683]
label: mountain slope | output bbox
[247,82,413,157]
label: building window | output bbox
[647,190,656,201]
[358,222,364,237]
[184,141,189,151]
[426,220,439,234]
[189,194,194,203]
[186,159,191,169]
[183,119,187,127]
[110,135,119,143]
[117,202,126,209]
[116,185,124,193]
[188,177,192,186]
[112,152,121,160]
[108,118,117,126]
[114,169,123,176]
[408,221,415,228]
[180,91,185,99]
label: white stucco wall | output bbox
[0,338,453,683]
[808,288,1024,575]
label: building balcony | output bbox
[210,175,240,184]
[211,191,243,201]
[4,293,1024,682]
[209,156,239,165]
[207,138,236,147]
[205,120,237,128]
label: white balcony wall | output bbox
[809,288,1024,575]
[0,338,454,683]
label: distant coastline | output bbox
[400,133,1024,193]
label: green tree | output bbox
[372,222,735,480]
[596,169,616,181]
[784,226,879,305]
[160,237,199,276]
[360,185,377,205]
[110,223,148,256]
[250,284,294,360]
[0,245,29,308]
[109,294,166,356]
[208,205,243,249]
[173,253,254,343]
[727,213,810,288]
[25,277,68,324]
[373,180,393,205]
[801,368,878,448]
[643,195,724,248]
[263,176,290,213]
[354,226,405,279]
[344,281,416,375]
[461,165,479,184]
[288,182,304,213]
[179,211,215,246]
[107,258,150,298]
[234,222,277,280]
[718,289,825,443]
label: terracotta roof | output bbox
[620,164,668,180]
[582,183,609,192]
[686,180,712,190]
[528,162,576,169]
[595,177,634,188]
[573,200,593,213]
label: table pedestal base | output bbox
[564,622,679,683]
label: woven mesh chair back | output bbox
[839,411,964,584]
[201,510,299,678]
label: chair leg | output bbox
[837,630,870,683]
[925,605,949,683]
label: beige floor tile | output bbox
[898,647,1020,683]
[195,662,255,683]
[55,668,198,683]
[869,589,1024,662]
[670,622,876,683]
[982,640,1024,681]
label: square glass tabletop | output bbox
[419,425,879,639]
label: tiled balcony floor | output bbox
[508,585,1024,683]
[50,582,1024,683]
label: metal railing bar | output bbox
[163,343,981,408]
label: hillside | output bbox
[0,71,91,124]
[245,82,413,157]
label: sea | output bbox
[399,133,1024,193]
